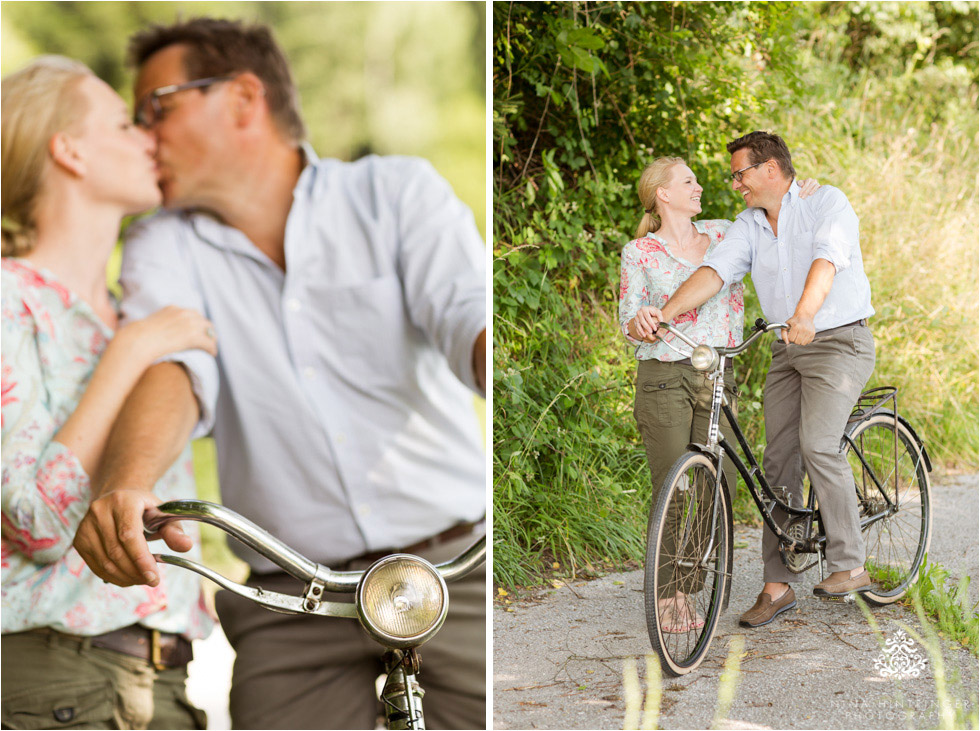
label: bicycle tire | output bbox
[845,413,931,606]
[644,451,732,676]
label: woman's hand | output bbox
[633,305,665,342]
[798,178,821,198]
[113,306,218,368]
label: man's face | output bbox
[134,44,232,208]
[730,148,765,208]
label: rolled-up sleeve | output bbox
[120,216,219,437]
[702,216,753,285]
[618,244,644,345]
[394,159,486,395]
[1,308,91,565]
[811,187,859,273]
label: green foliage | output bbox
[493,1,979,586]
[1,1,486,234]
[907,559,980,656]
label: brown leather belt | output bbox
[30,625,193,669]
[350,519,485,566]
[815,318,869,336]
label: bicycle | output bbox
[143,500,486,730]
[642,319,932,676]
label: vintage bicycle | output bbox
[144,500,486,730]
[643,319,932,676]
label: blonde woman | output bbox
[1,57,218,728]
[618,157,817,633]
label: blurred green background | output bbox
[3,1,487,579]
[1,1,486,231]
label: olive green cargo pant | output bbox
[633,359,739,598]
[1,629,204,730]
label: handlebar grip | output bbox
[144,499,322,584]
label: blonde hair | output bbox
[634,156,686,239]
[2,56,92,256]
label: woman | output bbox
[618,157,817,633]
[1,56,218,729]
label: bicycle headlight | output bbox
[356,554,448,649]
[691,344,719,372]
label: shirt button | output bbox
[336,433,347,444]
[303,367,315,380]
[358,504,371,517]
[286,298,302,312]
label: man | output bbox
[635,131,875,628]
[72,18,486,729]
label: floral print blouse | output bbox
[1,258,212,639]
[618,219,745,361]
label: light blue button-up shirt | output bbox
[119,149,486,571]
[703,180,874,331]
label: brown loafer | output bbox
[739,587,796,627]
[813,569,872,597]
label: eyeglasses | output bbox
[134,75,233,127]
[729,161,764,182]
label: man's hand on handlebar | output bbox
[781,313,816,346]
[633,306,666,343]
[73,489,193,587]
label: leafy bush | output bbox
[493,1,977,586]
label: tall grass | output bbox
[493,31,978,587]
[783,74,979,469]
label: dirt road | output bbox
[493,473,979,730]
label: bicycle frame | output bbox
[144,499,486,730]
[653,319,918,566]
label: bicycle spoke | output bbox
[846,417,930,601]
[645,453,730,675]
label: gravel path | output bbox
[493,473,979,730]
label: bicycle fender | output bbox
[845,410,933,473]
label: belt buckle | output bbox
[150,629,166,671]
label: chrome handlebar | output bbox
[655,319,788,359]
[143,499,486,617]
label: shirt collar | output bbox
[749,178,799,229]
[189,142,321,261]
[785,177,801,205]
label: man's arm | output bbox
[472,328,486,393]
[636,266,725,339]
[782,258,835,345]
[73,363,199,587]
[393,158,486,394]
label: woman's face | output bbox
[70,76,162,214]
[660,164,703,217]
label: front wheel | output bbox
[845,413,931,606]
[644,451,732,676]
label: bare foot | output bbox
[658,594,705,633]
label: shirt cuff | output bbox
[811,248,848,274]
[621,319,642,345]
[449,308,487,396]
[153,350,218,438]
[701,259,734,286]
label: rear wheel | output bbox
[644,451,732,676]
[844,414,931,605]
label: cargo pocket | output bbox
[1,679,114,729]
[154,683,208,731]
[640,374,685,428]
